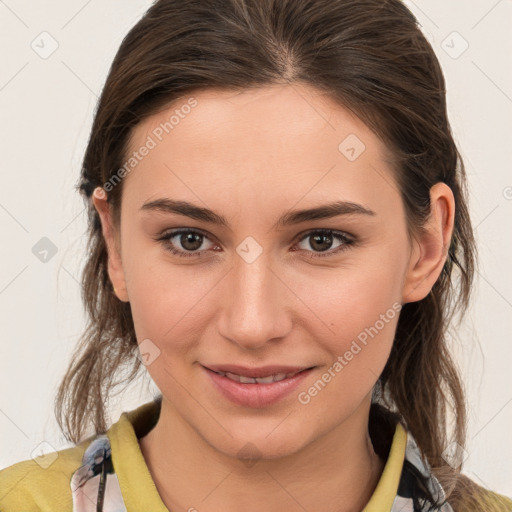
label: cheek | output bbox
[123,242,219,353]
[124,254,208,393]
[288,247,406,393]
[293,269,402,416]
[292,253,404,338]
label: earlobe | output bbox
[92,187,130,302]
[401,182,455,304]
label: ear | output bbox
[401,182,455,304]
[92,187,130,303]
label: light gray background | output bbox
[1,0,511,498]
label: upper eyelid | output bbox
[158,227,354,247]
[159,227,218,244]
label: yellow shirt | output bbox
[0,399,510,511]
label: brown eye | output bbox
[178,232,203,251]
[157,229,215,258]
[295,230,355,258]
[308,233,335,252]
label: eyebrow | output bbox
[140,198,376,229]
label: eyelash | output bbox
[155,228,356,259]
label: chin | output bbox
[223,435,306,463]
[199,418,318,464]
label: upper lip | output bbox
[202,364,313,378]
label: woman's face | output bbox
[94,84,443,459]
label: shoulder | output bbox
[0,440,88,511]
[453,475,512,511]
[0,400,159,512]
[478,487,512,509]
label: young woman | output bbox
[1,0,510,511]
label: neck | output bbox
[139,397,385,512]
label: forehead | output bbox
[121,84,400,218]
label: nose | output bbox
[218,252,293,351]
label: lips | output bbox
[216,371,295,384]
[201,363,315,408]
[203,364,311,379]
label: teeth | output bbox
[255,375,275,384]
[216,370,299,384]
[239,374,257,384]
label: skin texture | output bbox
[92,84,455,512]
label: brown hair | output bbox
[55,0,503,509]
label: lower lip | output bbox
[202,366,314,408]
